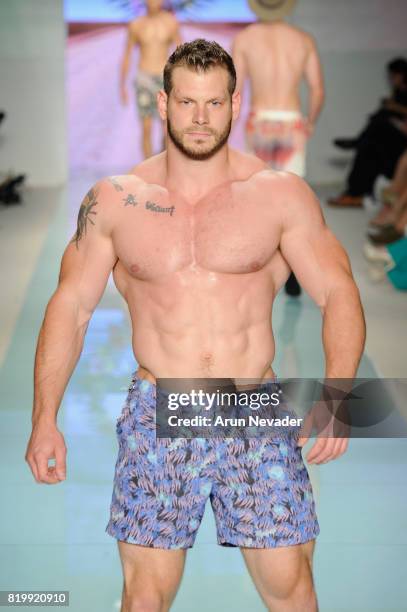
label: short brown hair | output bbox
[163,38,236,97]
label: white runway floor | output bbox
[0,177,406,611]
[0,20,406,612]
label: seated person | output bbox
[334,57,407,149]
[366,151,407,239]
[329,58,407,207]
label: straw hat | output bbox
[248,0,297,21]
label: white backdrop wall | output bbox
[288,0,407,184]
[3,0,404,186]
[0,0,67,187]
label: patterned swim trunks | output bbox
[105,371,320,549]
[134,70,164,119]
[246,109,308,177]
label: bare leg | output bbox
[395,199,407,233]
[370,152,407,225]
[118,541,187,612]
[390,151,407,195]
[372,185,407,228]
[392,185,407,226]
[370,203,393,226]
[241,539,318,611]
[142,116,153,159]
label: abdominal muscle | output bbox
[116,275,278,386]
[128,306,275,383]
[133,322,276,384]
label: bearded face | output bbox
[165,66,235,161]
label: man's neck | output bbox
[147,9,163,18]
[165,144,233,201]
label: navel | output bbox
[200,351,215,371]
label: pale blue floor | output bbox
[0,186,406,612]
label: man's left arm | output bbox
[231,33,247,95]
[170,15,182,47]
[278,174,366,462]
[279,174,366,379]
[304,34,325,136]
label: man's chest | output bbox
[137,20,172,47]
[112,187,281,280]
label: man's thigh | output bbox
[240,539,316,604]
[118,540,187,603]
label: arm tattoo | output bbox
[145,201,175,216]
[108,177,124,192]
[123,193,138,207]
[70,187,99,248]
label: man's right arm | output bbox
[26,179,117,483]
[120,22,137,104]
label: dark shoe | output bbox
[333,138,359,150]
[368,225,404,245]
[0,175,25,205]
[0,189,21,205]
[285,272,301,297]
[327,194,363,207]
[0,174,25,189]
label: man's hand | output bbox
[383,99,407,116]
[390,117,407,134]
[25,422,67,484]
[297,401,350,464]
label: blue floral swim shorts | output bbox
[134,70,164,119]
[105,370,320,549]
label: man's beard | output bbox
[166,116,232,161]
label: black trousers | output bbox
[346,115,407,196]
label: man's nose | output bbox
[192,105,209,125]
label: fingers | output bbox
[36,452,61,484]
[25,444,67,484]
[55,445,67,481]
[306,436,348,465]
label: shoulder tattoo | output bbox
[71,186,99,248]
[108,177,124,192]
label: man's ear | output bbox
[157,89,168,120]
[231,90,241,121]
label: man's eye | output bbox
[182,100,191,105]
[212,101,220,106]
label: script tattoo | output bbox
[145,200,175,216]
[71,187,98,248]
[108,177,124,192]
[123,194,138,207]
